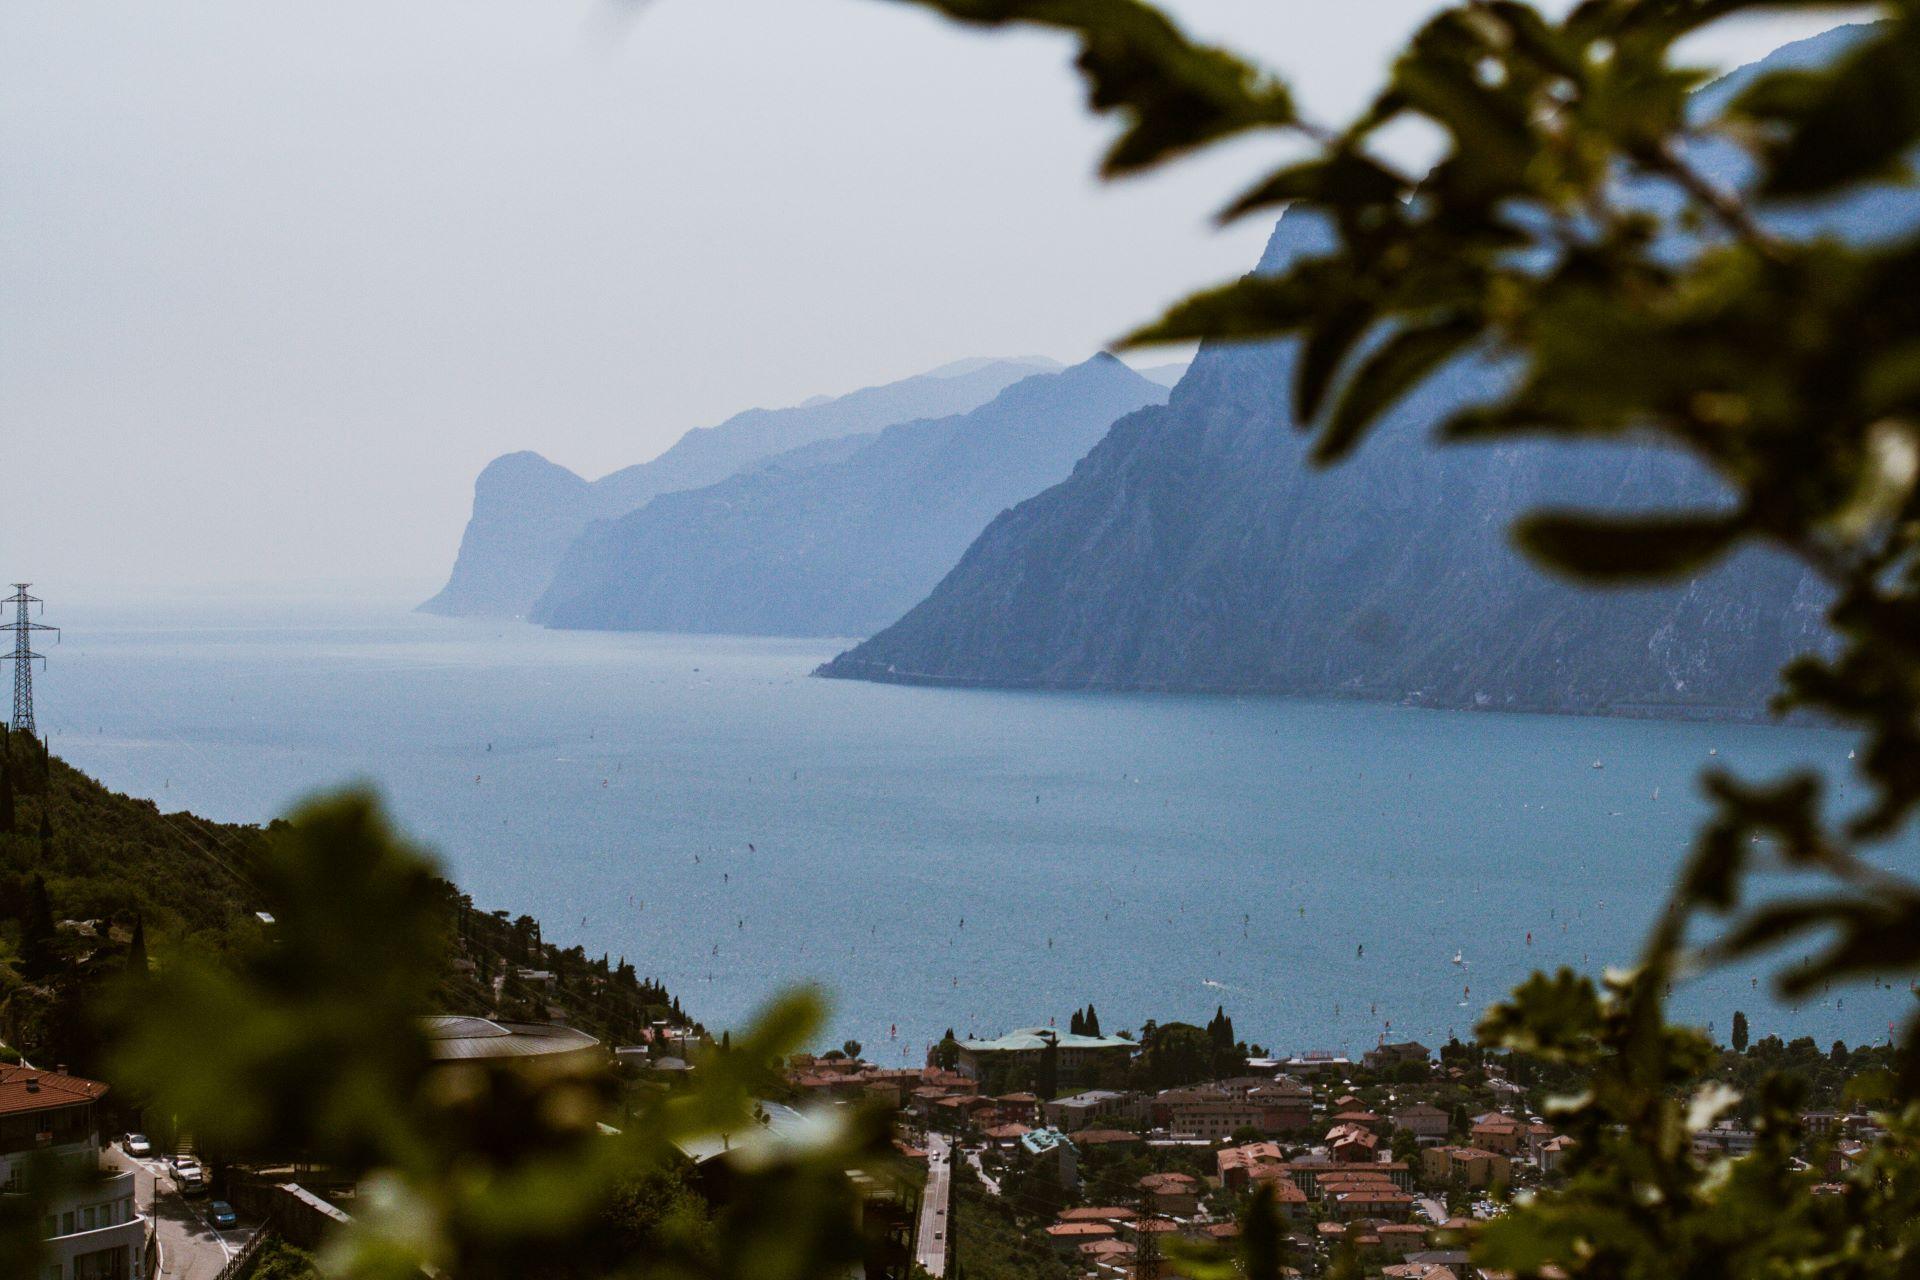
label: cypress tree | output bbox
[127,914,149,976]
[1069,1009,1085,1036]
[1732,1010,1750,1054]
[39,809,53,862]
[22,873,56,979]
[1085,1004,1101,1037]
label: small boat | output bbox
[1591,759,1604,770]
[1451,951,1464,966]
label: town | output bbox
[775,1015,1897,1280]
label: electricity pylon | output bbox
[4,585,58,735]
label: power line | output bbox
[3,584,58,735]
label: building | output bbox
[1467,1112,1525,1155]
[1,1066,149,1280]
[1327,1123,1380,1163]
[1045,1221,1114,1255]
[1390,1102,1450,1140]
[420,1015,602,1069]
[1363,1042,1432,1073]
[1328,1110,1388,1136]
[1020,1127,1080,1192]
[954,1029,1134,1086]
[1043,1089,1145,1132]
[1420,1145,1511,1189]
[1693,1120,1758,1157]
[1137,1171,1200,1217]
[1157,1084,1314,1138]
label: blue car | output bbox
[208,1202,238,1230]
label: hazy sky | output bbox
[2,1,1850,595]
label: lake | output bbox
[34,593,1909,1064]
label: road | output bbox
[964,1148,1001,1196]
[107,1146,260,1280]
[915,1133,952,1277]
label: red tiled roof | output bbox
[1047,1223,1117,1239]
[0,1066,108,1117]
[1140,1171,1198,1189]
[1060,1207,1137,1222]
[1075,1129,1141,1145]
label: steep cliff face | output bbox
[419,357,1058,618]
[817,212,1829,717]
[532,355,1167,637]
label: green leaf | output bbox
[1515,509,1746,581]
[1314,316,1479,463]
[1217,150,1407,224]
[1748,17,1920,197]
[1122,273,1323,346]
[893,0,1296,175]
[1294,303,1375,427]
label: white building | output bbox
[0,1066,149,1280]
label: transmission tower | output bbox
[4,585,59,736]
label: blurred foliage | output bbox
[893,0,1920,1276]
[11,3,1920,1279]
[3,793,907,1280]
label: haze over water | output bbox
[38,596,1909,1062]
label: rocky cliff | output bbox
[532,355,1166,637]
[420,357,1058,617]
[817,215,1830,716]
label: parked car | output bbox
[123,1134,152,1157]
[208,1201,238,1230]
[171,1156,207,1195]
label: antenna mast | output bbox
[4,585,58,736]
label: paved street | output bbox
[107,1146,259,1280]
[915,1133,952,1277]
[964,1148,1000,1196]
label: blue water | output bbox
[33,596,1910,1064]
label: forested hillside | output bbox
[0,729,692,1069]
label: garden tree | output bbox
[1733,1008,1751,1053]
[933,1030,961,1070]
[1133,1021,1215,1089]
[842,1039,862,1060]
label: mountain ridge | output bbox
[532,354,1168,638]
[420,357,1061,618]
[814,32,1870,717]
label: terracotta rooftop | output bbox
[1059,1207,1137,1222]
[0,1066,108,1117]
[1047,1223,1117,1239]
[1075,1129,1141,1145]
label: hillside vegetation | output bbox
[0,728,692,1070]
